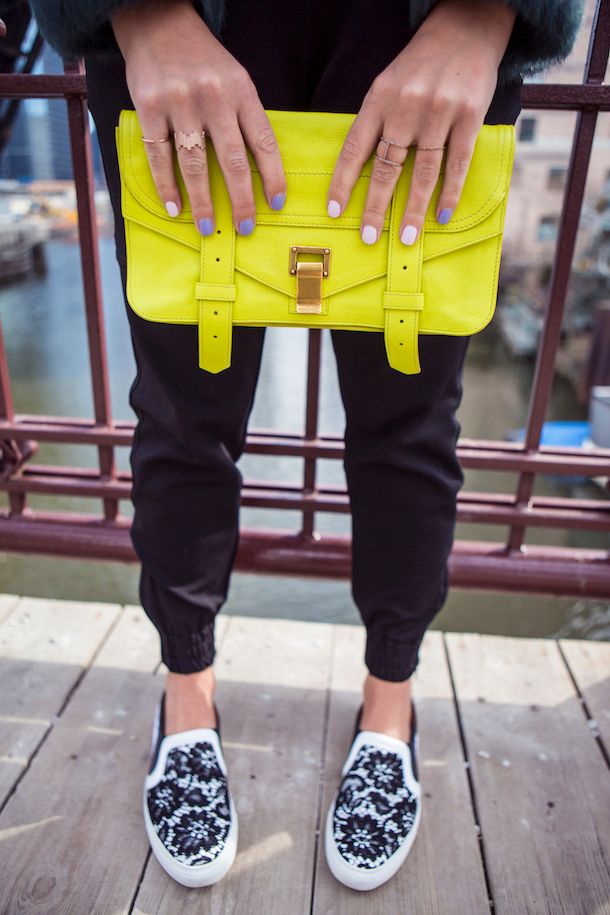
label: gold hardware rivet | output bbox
[324,248,330,254]
[323,271,328,276]
[292,246,297,251]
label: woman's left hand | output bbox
[326,0,516,246]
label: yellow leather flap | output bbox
[117,108,513,237]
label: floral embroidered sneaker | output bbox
[142,691,238,887]
[324,698,421,891]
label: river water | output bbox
[1,238,608,641]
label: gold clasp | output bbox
[289,245,331,314]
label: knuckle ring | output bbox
[173,129,207,152]
[379,135,409,150]
[375,135,409,167]
[142,134,170,144]
[374,153,403,167]
[413,144,447,150]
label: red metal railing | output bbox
[0,3,609,597]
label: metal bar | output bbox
[0,514,607,597]
[7,470,610,530]
[520,84,610,110]
[63,59,117,522]
[0,73,86,97]
[506,0,609,551]
[0,324,14,423]
[3,72,610,111]
[7,462,609,508]
[0,419,609,475]
[0,322,24,514]
[301,329,323,537]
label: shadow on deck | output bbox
[0,595,608,914]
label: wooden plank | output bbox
[0,596,120,806]
[0,603,157,915]
[133,615,333,915]
[312,626,490,915]
[0,594,18,626]
[559,638,610,748]
[446,632,610,915]
[0,603,231,915]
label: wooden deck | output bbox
[0,594,608,914]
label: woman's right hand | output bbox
[111,0,286,236]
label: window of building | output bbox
[548,166,567,190]
[538,215,559,242]
[518,117,537,142]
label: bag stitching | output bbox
[124,113,509,230]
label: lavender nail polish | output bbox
[437,207,453,225]
[271,193,285,210]
[165,201,180,217]
[238,218,255,236]
[198,217,214,236]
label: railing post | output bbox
[301,328,323,539]
[506,0,610,552]
[62,58,118,523]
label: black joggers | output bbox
[85,0,521,681]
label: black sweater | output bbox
[28,0,585,89]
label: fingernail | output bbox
[437,207,453,225]
[361,224,378,245]
[271,192,285,210]
[198,217,214,236]
[238,218,255,235]
[165,201,180,217]
[401,225,418,246]
[328,199,341,218]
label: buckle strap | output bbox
[383,292,424,373]
[197,168,235,373]
[196,283,236,374]
[384,155,425,374]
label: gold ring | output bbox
[413,144,447,150]
[173,129,207,151]
[375,135,409,167]
[374,153,403,167]
[379,135,409,150]
[142,135,170,144]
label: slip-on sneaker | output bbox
[143,691,238,888]
[325,698,421,891]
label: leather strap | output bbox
[195,168,424,374]
[196,205,235,373]
[384,176,425,374]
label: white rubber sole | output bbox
[143,782,238,888]
[324,790,422,891]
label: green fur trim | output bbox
[408,0,585,88]
[28,0,225,61]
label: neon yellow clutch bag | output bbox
[116,108,515,374]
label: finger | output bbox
[138,111,183,218]
[237,93,286,211]
[434,119,478,226]
[326,102,383,220]
[208,113,257,234]
[400,143,446,246]
[360,132,410,245]
[172,119,215,235]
